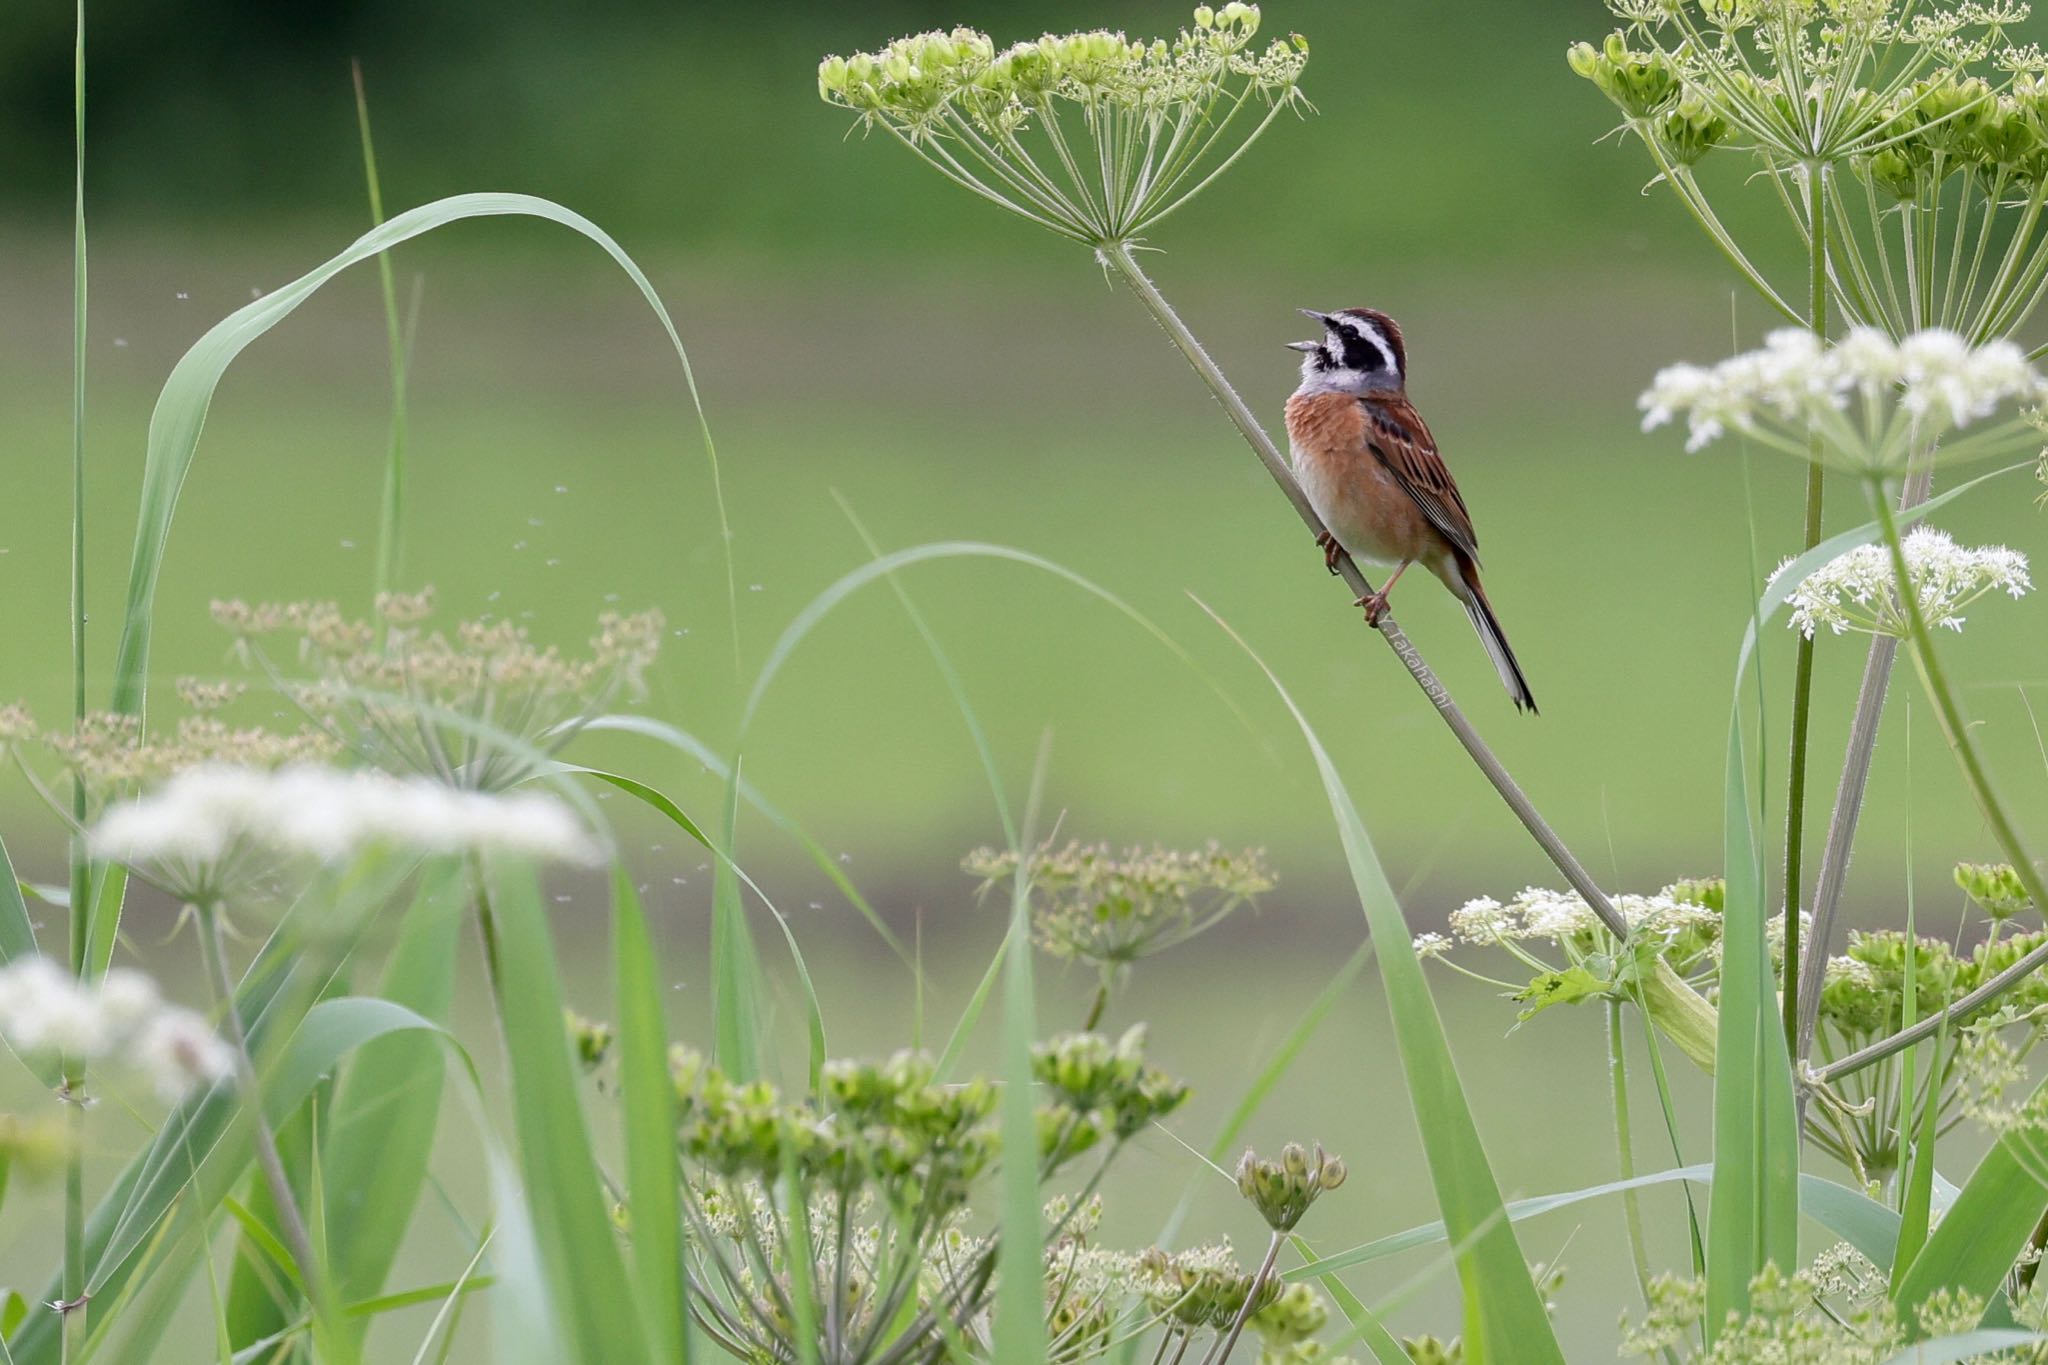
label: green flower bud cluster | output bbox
[968,839,1275,974]
[1567,34,1682,119]
[1139,1243,1284,1332]
[1251,1282,1329,1346]
[564,1009,613,1070]
[1818,925,2048,1043]
[820,9,1308,244]
[1399,1335,1462,1365]
[820,8,1302,137]
[1656,90,1730,166]
[1956,860,2034,918]
[1032,1026,1191,1160]
[1233,1142,1347,1232]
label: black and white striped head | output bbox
[1288,307,1407,395]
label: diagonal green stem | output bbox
[353,61,410,608]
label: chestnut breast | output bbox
[1285,391,1440,567]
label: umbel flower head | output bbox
[965,840,1274,978]
[0,957,231,1102]
[819,7,1309,246]
[1234,1141,1346,1231]
[1638,327,2048,470]
[1772,527,2030,638]
[91,763,603,904]
[210,589,664,792]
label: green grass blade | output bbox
[0,835,36,963]
[483,1144,566,1365]
[991,736,1052,1365]
[1891,1068,2048,1333]
[737,541,1251,747]
[1879,1331,2048,1363]
[566,764,825,1091]
[611,867,688,1364]
[323,864,467,1320]
[1292,1245,1409,1365]
[407,1233,494,1365]
[109,190,728,719]
[1199,600,1564,1365]
[711,765,766,1083]
[1707,692,1799,1330]
[576,716,911,966]
[1288,1166,1899,1280]
[350,60,410,604]
[486,858,645,1364]
[1892,1024,1944,1290]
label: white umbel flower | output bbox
[1640,327,2048,468]
[92,763,604,894]
[1773,527,2032,638]
[0,957,232,1101]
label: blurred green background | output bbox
[2,0,2045,1356]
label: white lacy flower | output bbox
[1641,327,2048,464]
[93,763,604,889]
[1441,886,1720,948]
[0,957,232,1100]
[1773,527,2031,638]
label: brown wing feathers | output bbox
[1359,395,1479,566]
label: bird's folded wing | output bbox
[1360,396,1480,565]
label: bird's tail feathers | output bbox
[1455,565,1537,714]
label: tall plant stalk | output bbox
[1781,162,1829,1052]
[1794,464,1933,1067]
[62,0,89,1353]
[1098,241,1637,942]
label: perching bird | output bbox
[1284,307,1537,713]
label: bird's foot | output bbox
[1355,591,1392,628]
[1316,530,1342,576]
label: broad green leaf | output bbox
[1289,1165,1900,1280]
[486,859,645,1365]
[324,864,468,1322]
[612,868,689,1364]
[1204,604,1564,1365]
[1513,966,1604,1022]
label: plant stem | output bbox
[1795,464,1933,1067]
[1782,162,1830,1052]
[1202,1230,1283,1365]
[195,900,341,1359]
[1096,240,1634,943]
[1813,480,2048,1084]
[353,61,410,609]
[1608,1000,1657,1316]
[63,1,89,1354]
[1083,979,1109,1032]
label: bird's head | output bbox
[1288,307,1407,395]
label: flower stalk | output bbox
[194,899,346,1363]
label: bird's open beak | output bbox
[1285,340,1321,352]
[1299,308,1334,326]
